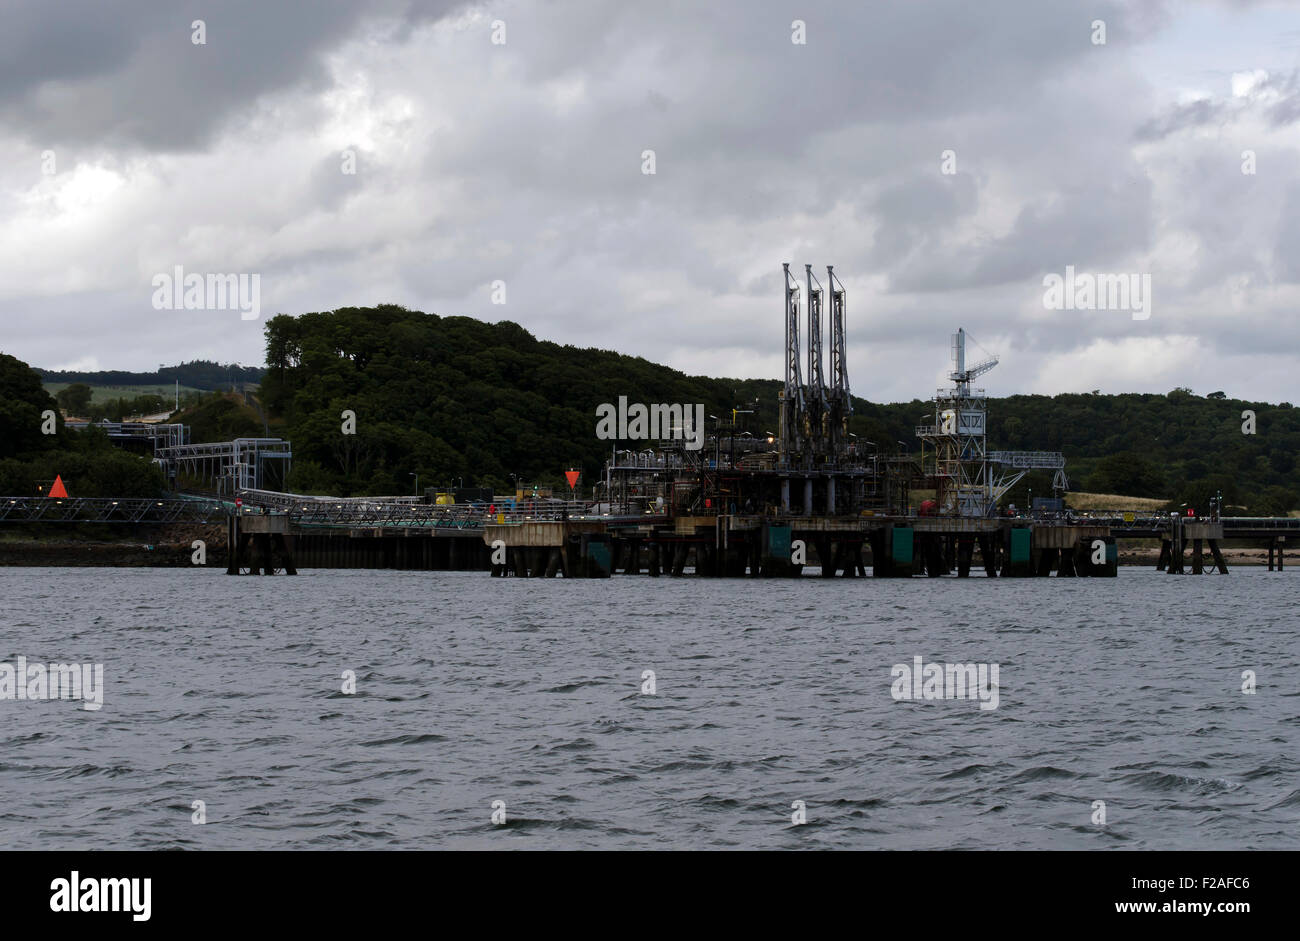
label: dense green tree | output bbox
[0,352,62,459]
[1084,452,1166,497]
[0,354,162,496]
[173,394,265,441]
[55,382,94,415]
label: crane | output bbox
[949,328,997,395]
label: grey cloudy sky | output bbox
[3,0,1299,402]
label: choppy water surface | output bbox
[0,566,1295,849]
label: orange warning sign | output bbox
[49,475,69,498]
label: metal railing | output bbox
[234,491,608,528]
[987,451,1066,469]
[65,421,189,450]
[0,496,224,523]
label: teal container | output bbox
[765,524,792,559]
[585,540,611,574]
[1010,528,1031,562]
[891,526,914,564]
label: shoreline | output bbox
[0,524,227,568]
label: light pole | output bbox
[409,472,418,496]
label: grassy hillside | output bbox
[1064,492,1167,512]
[44,382,202,407]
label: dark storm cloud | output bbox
[0,0,465,150]
[3,0,1300,402]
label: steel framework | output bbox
[779,263,853,470]
[156,438,292,493]
[917,329,1066,516]
[827,265,852,456]
[779,264,807,463]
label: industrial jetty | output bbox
[221,265,1274,578]
[7,264,1296,576]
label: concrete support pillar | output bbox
[820,539,837,578]
[956,538,973,578]
[254,533,272,575]
[226,516,240,575]
[925,536,943,577]
[275,534,297,575]
[976,533,997,577]
[1209,539,1229,574]
[1096,537,1119,577]
[803,478,813,517]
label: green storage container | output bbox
[891,526,914,564]
[586,540,611,573]
[765,524,792,559]
[1010,528,1031,562]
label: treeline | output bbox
[37,360,264,391]
[259,306,1297,513]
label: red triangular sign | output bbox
[49,475,69,498]
[565,470,580,490]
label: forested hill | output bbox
[37,360,264,390]
[260,305,1299,513]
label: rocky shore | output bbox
[0,523,229,567]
